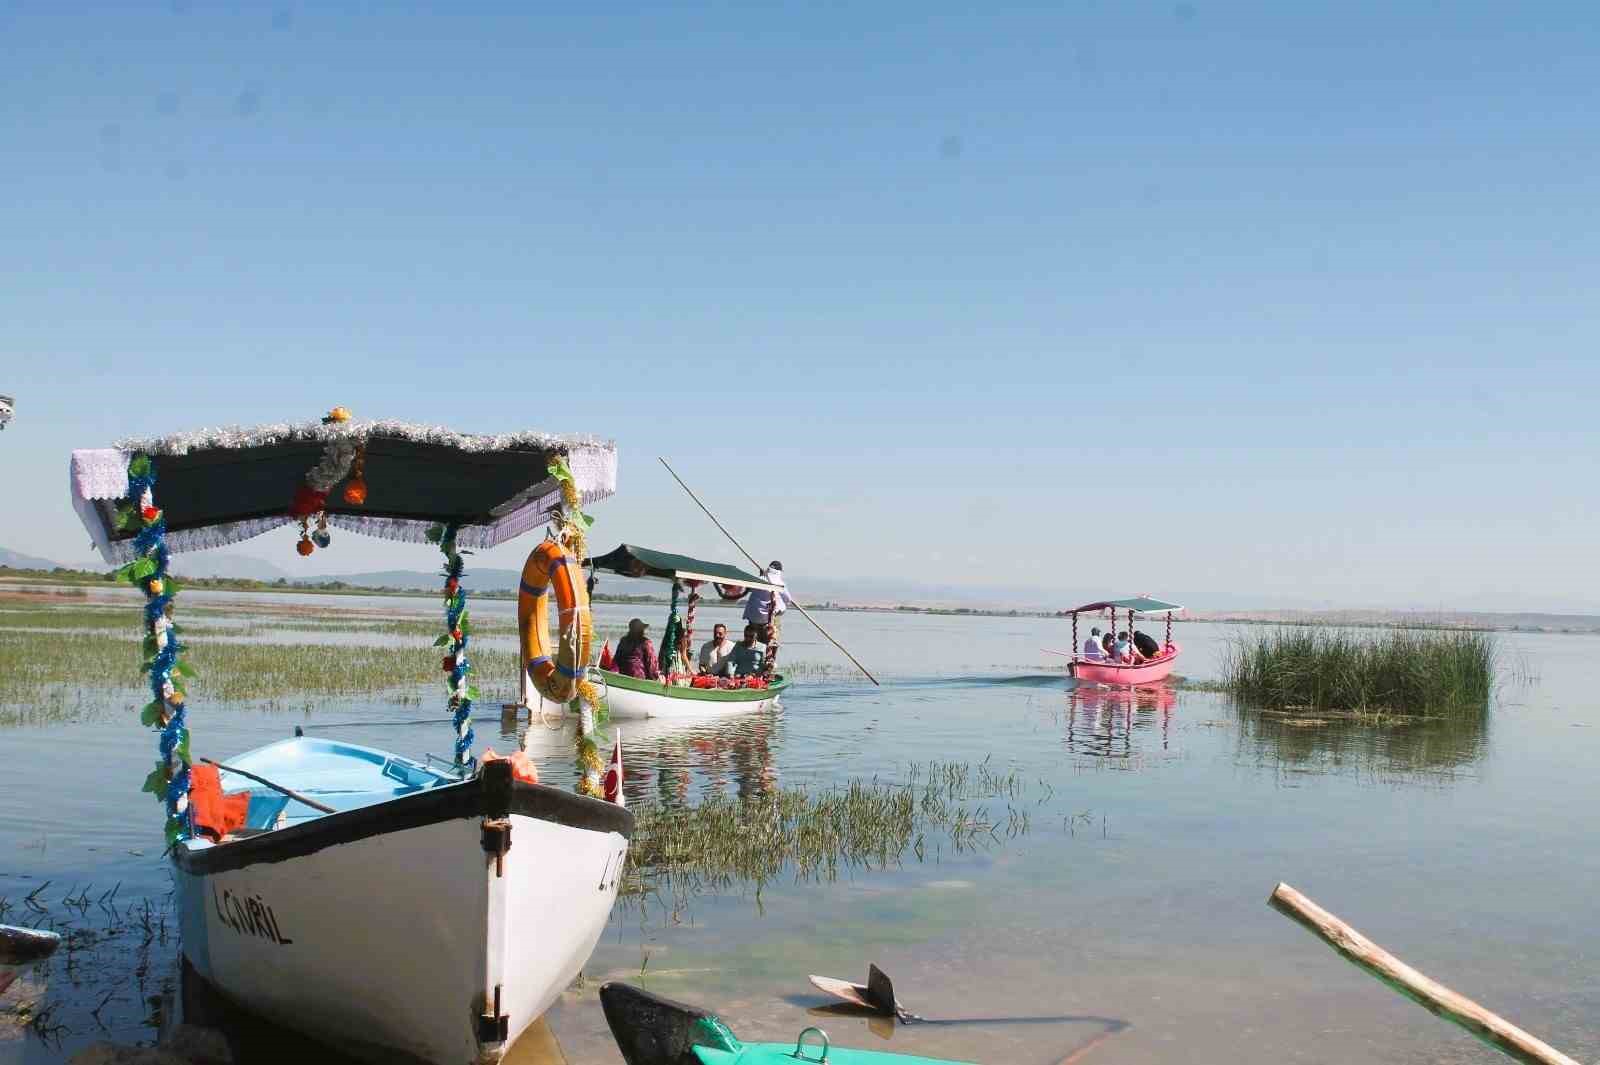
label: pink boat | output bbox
[1062,596,1184,686]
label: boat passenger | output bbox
[743,562,794,644]
[1113,632,1134,663]
[1133,629,1162,660]
[698,623,736,675]
[1081,626,1105,659]
[722,624,765,677]
[1102,632,1116,658]
[670,631,693,684]
[614,618,661,680]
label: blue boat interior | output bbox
[192,736,467,846]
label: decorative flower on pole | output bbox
[548,458,607,796]
[429,522,477,767]
[119,454,197,846]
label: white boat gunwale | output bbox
[174,758,633,877]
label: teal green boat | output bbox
[599,982,976,1065]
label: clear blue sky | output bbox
[3,2,1596,611]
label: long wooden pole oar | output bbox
[658,457,880,686]
[1268,882,1580,1065]
[203,758,336,814]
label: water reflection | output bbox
[1061,683,1177,765]
[1233,702,1489,783]
[181,962,570,1064]
[496,707,782,807]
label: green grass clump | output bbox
[623,759,1029,916]
[0,625,521,715]
[1222,626,1494,715]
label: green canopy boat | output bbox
[585,544,789,719]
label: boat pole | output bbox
[658,457,880,686]
[201,758,337,814]
[1268,883,1580,1065]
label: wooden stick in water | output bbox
[658,456,881,686]
[1268,882,1580,1065]
[202,758,336,814]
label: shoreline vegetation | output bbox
[4,566,1597,634]
[0,595,850,719]
[1222,626,1495,717]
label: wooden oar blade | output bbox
[807,974,875,1011]
[866,964,898,1015]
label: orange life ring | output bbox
[517,539,593,704]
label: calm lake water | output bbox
[3,589,1596,1065]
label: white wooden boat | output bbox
[595,667,788,718]
[70,412,628,1064]
[176,737,628,1064]
[578,543,794,720]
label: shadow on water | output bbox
[1047,679,1491,785]
[179,960,571,1063]
[1233,700,1490,783]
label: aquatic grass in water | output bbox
[1222,626,1494,715]
[0,625,523,716]
[623,760,1031,916]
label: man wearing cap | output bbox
[613,618,661,680]
[743,561,794,645]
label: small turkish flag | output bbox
[602,730,624,807]
[598,640,614,671]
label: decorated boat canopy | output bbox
[588,543,780,593]
[69,414,616,563]
[1068,596,1183,615]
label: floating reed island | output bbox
[1222,626,1495,716]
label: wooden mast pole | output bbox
[1268,883,1580,1065]
[657,457,880,686]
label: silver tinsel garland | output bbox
[115,417,614,458]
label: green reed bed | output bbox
[0,624,522,716]
[1222,626,1494,715]
[623,759,1031,915]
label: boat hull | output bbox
[1069,645,1180,686]
[174,758,631,1065]
[597,669,788,719]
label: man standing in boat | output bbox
[743,561,794,647]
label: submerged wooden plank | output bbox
[1269,882,1580,1065]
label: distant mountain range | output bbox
[5,546,1600,621]
[0,547,64,571]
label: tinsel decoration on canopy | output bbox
[429,522,477,767]
[289,406,365,556]
[548,458,608,797]
[119,454,197,846]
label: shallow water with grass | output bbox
[1,583,1597,1065]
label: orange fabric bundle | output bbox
[481,748,540,785]
[189,763,251,842]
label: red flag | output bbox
[598,640,614,671]
[602,730,624,806]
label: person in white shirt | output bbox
[742,561,794,643]
[1081,626,1105,658]
[697,623,735,674]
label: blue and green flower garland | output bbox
[429,522,478,767]
[118,454,197,846]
